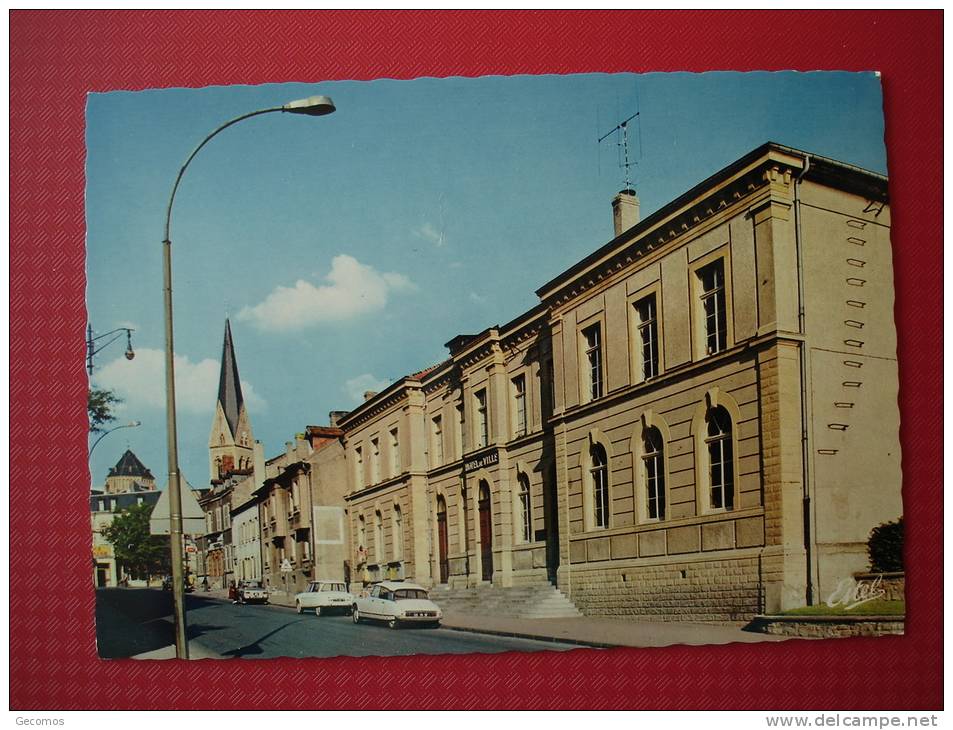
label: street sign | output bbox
[280,559,293,573]
[149,488,206,535]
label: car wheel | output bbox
[388,617,399,630]
[352,607,360,624]
[314,606,322,617]
[295,602,302,614]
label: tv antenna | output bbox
[598,110,641,192]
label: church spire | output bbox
[217,319,245,440]
[209,319,254,483]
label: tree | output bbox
[868,517,904,573]
[88,387,122,433]
[101,503,171,582]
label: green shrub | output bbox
[868,517,903,573]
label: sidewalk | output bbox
[133,640,221,660]
[198,587,786,649]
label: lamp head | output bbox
[283,95,336,117]
[125,347,135,361]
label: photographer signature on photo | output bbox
[826,575,887,611]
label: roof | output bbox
[536,141,888,299]
[216,319,245,438]
[378,581,426,591]
[107,449,154,479]
[407,362,447,381]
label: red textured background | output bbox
[9,10,942,710]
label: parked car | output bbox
[294,580,354,616]
[351,581,442,629]
[237,580,269,605]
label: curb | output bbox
[440,623,617,649]
[132,642,222,660]
[202,592,617,649]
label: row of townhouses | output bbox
[193,142,902,621]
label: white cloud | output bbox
[237,254,417,332]
[343,373,391,404]
[414,222,445,248]
[95,347,267,415]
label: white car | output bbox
[294,580,354,616]
[351,581,442,629]
[237,580,269,604]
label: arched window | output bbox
[642,427,666,520]
[517,473,532,543]
[590,443,609,529]
[375,510,384,562]
[393,505,403,561]
[706,406,734,510]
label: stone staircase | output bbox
[430,582,582,619]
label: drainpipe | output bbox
[794,154,815,605]
[461,470,471,583]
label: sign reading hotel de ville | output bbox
[87,70,903,661]
[464,449,499,474]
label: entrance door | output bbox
[479,482,493,582]
[437,497,449,584]
[96,564,109,588]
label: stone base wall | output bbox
[562,554,762,622]
[752,615,904,638]
[853,572,905,602]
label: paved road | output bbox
[97,589,578,659]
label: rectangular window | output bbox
[635,294,659,380]
[354,446,363,488]
[390,428,400,475]
[512,374,527,438]
[582,323,603,401]
[456,403,466,456]
[699,260,728,355]
[475,389,489,448]
[370,438,381,484]
[432,415,444,467]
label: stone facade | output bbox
[340,375,433,590]
[336,143,902,622]
[257,428,347,596]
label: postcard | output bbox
[85,71,905,661]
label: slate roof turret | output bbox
[107,449,154,479]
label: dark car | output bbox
[162,575,195,592]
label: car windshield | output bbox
[393,589,428,601]
[244,582,262,589]
[319,583,346,592]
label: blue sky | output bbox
[86,71,887,489]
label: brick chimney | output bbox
[612,189,640,236]
[363,391,378,402]
[328,410,349,428]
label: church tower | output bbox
[208,319,254,483]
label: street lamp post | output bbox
[88,420,142,459]
[162,94,336,659]
[87,325,135,375]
